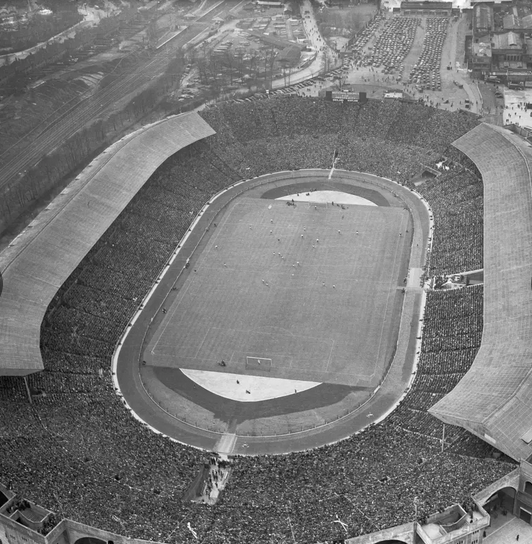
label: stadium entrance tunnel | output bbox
[116,170,431,455]
[0,490,8,507]
[74,538,108,544]
[483,487,517,516]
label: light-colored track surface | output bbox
[181,369,320,402]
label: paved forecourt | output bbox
[145,197,409,388]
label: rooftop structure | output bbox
[417,504,489,544]
[474,3,494,35]
[472,41,493,58]
[522,13,532,28]
[503,13,520,29]
[491,30,523,49]
[400,1,452,14]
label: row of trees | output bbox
[193,43,299,93]
[314,6,377,38]
[1,8,82,53]
[0,4,158,96]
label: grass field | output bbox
[144,196,411,388]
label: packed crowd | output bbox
[390,286,484,437]
[0,97,513,544]
[202,97,479,176]
[409,166,484,276]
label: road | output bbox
[0,0,231,193]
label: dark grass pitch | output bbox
[145,197,410,387]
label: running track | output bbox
[116,169,430,455]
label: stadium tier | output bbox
[0,112,214,376]
[0,98,519,543]
[430,123,532,462]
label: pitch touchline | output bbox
[373,211,409,377]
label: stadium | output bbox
[1,96,532,544]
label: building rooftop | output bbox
[472,41,492,57]
[401,1,452,8]
[474,3,494,30]
[503,13,520,29]
[417,504,489,544]
[491,31,522,49]
[522,13,532,28]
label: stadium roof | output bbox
[0,112,215,376]
[429,123,532,461]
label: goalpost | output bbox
[245,356,272,372]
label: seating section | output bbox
[0,98,514,544]
[409,166,483,276]
[387,286,484,441]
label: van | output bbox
[486,76,501,84]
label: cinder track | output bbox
[116,170,429,455]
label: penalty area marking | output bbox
[277,190,377,206]
[181,369,320,402]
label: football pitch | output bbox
[144,197,411,388]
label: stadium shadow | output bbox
[152,367,367,422]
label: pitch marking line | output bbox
[372,211,408,380]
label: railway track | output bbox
[0,1,229,192]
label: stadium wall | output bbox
[0,480,164,544]
[471,462,532,529]
[345,522,414,544]
[0,513,46,544]
[0,512,165,544]
[55,520,165,544]
[1,489,496,544]
[474,468,520,506]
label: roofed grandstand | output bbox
[430,123,532,462]
[0,97,526,543]
[0,112,214,376]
